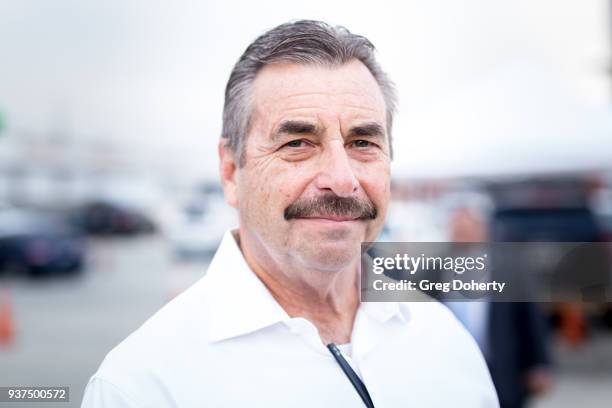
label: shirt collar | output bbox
[359,253,411,323]
[204,230,290,343]
[361,300,410,324]
[203,229,410,343]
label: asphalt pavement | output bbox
[0,235,206,407]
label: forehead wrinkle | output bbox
[260,84,384,101]
[279,89,374,99]
[280,91,382,108]
[254,84,384,116]
[271,103,384,131]
[340,105,382,114]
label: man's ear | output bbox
[218,139,239,208]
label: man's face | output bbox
[450,209,488,243]
[224,60,391,272]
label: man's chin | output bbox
[292,240,361,272]
[286,218,379,270]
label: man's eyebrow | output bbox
[273,120,321,140]
[347,122,386,138]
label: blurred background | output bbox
[0,1,611,407]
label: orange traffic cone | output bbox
[0,290,15,347]
[559,302,586,347]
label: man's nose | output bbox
[314,142,359,197]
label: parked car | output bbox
[0,208,86,277]
[70,201,156,236]
[168,198,237,260]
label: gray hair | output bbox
[221,19,397,166]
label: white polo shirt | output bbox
[82,230,499,407]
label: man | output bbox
[82,20,498,407]
[445,205,552,408]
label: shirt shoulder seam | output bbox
[87,375,146,408]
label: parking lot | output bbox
[0,235,205,407]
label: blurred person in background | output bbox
[82,20,498,407]
[445,205,552,408]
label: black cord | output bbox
[327,343,375,408]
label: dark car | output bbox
[70,201,156,236]
[0,209,86,277]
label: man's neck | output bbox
[238,233,360,345]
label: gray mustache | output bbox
[284,194,377,221]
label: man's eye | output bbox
[351,140,375,148]
[285,139,307,148]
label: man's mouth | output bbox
[298,215,359,222]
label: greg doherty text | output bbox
[372,279,506,294]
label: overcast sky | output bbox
[0,0,610,179]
